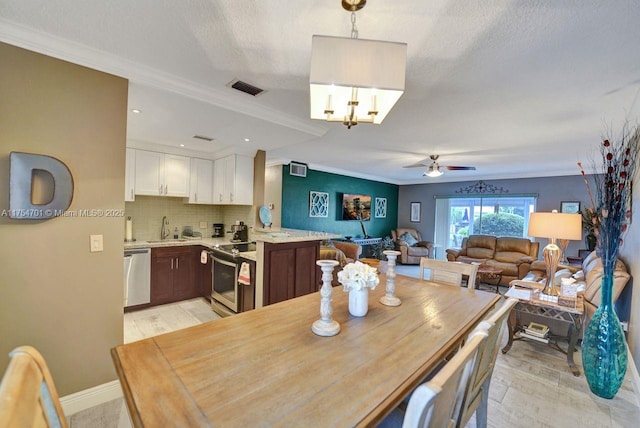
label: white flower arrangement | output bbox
[337,261,380,292]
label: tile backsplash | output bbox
[125,196,253,241]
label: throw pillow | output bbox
[398,231,419,247]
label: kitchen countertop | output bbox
[124,238,257,261]
[253,227,340,243]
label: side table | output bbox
[501,294,585,376]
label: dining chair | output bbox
[456,297,518,428]
[420,258,479,290]
[0,345,69,428]
[400,331,488,427]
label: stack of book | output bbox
[519,322,550,343]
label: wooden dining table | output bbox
[111,274,500,427]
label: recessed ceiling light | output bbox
[180,144,185,147]
[131,109,141,114]
[244,138,250,142]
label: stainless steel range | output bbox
[209,242,256,317]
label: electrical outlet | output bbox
[90,234,103,252]
[199,221,207,229]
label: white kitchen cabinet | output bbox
[188,158,213,204]
[213,154,254,205]
[124,148,136,201]
[163,154,190,197]
[134,150,190,197]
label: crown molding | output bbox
[0,19,327,138]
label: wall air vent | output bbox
[289,161,308,178]
[228,79,266,97]
[193,135,214,142]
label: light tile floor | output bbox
[69,272,640,428]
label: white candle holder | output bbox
[312,260,341,337]
[380,250,402,306]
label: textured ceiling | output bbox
[1,0,639,184]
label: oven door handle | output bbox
[212,256,238,268]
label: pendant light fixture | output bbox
[309,0,407,129]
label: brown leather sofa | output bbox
[523,251,630,322]
[391,228,434,264]
[446,234,539,286]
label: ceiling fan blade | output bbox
[444,166,476,171]
[403,162,429,168]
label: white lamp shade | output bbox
[310,35,406,123]
[528,212,582,240]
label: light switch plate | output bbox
[90,234,103,252]
[199,221,207,229]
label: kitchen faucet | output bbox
[161,216,170,240]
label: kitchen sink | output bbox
[146,239,189,243]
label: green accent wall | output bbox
[282,166,398,238]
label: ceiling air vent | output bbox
[289,161,308,178]
[228,79,266,97]
[193,135,214,142]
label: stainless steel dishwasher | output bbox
[124,248,151,307]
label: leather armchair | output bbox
[391,228,434,264]
[332,241,362,263]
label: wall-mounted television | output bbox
[342,193,371,221]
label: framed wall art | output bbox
[410,202,421,223]
[309,191,329,217]
[561,201,580,214]
[375,197,387,218]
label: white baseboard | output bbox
[60,379,123,416]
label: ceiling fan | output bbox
[403,155,476,177]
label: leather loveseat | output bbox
[523,251,630,322]
[446,234,539,286]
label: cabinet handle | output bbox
[219,193,222,202]
[159,184,163,195]
[195,192,197,202]
[165,184,168,195]
[230,192,233,202]
[130,189,134,199]
[176,257,179,269]
[171,258,174,270]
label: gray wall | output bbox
[398,175,595,258]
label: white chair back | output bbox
[420,258,479,290]
[0,346,68,428]
[457,298,518,428]
[403,332,487,428]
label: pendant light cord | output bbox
[350,12,358,39]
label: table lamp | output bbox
[528,211,582,295]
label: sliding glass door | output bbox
[434,195,537,258]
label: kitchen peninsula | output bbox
[253,227,340,308]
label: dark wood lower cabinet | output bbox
[150,246,199,305]
[263,240,320,306]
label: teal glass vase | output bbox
[581,272,627,399]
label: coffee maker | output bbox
[230,222,248,242]
[212,223,224,238]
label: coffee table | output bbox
[475,264,503,293]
